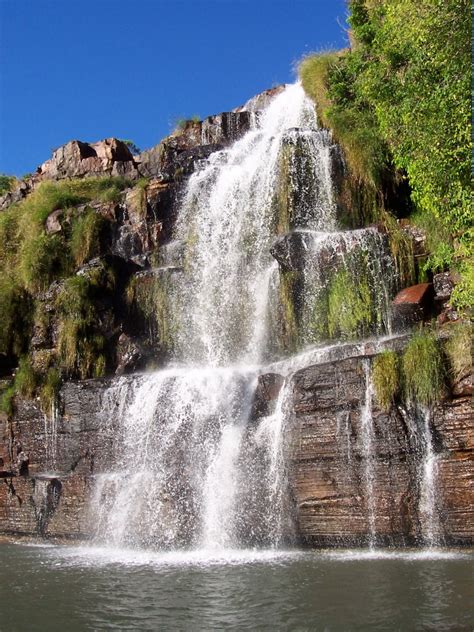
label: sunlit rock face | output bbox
[0,83,471,550]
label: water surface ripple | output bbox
[1,543,472,632]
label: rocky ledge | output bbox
[0,341,472,545]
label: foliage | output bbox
[0,276,33,357]
[19,233,68,292]
[402,331,445,405]
[39,368,62,411]
[70,207,105,266]
[0,386,15,417]
[372,350,400,411]
[56,276,107,379]
[443,323,472,386]
[299,0,472,310]
[327,267,373,338]
[0,174,16,196]
[14,356,37,398]
[378,210,415,287]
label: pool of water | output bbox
[1,543,472,631]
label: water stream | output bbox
[89,83,440,552]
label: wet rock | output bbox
[270,232,309,271]
[115,333,148,375]
[392,282,434,328]
[288,354,474,546]
[234,85,286,112]
[433,272,455,302]
[251,373,284,419]
[201,112,254,145]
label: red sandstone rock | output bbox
[392,282,434,328]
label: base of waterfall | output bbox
[32,542,473,567]
[2,541,472,631]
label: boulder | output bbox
[250,373,284,420]
[392,282,434,328]
[433,272,455,302]
[115,333,147,375]
[38,138,137,180]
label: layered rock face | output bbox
[0,347,472,544]
[0,84,471,548]
[287,356,473,546]
[0,380,112,538]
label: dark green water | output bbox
[0,544,472,631]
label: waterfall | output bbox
[43,399,60,473]
[418,408,442,546]
[90,83,400,551]
[360,361,376,546]
[169,82,336,366]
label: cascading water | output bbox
[360,361,376,547]
[90,83,400,552]
[418,407,442,546]
[169,82,335,366]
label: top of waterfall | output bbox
[233,84,287,113]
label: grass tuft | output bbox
[402,331,445,406]
[372,350,399,411]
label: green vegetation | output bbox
[126,274,173,351]
[402,331,445,405]
[0,385,15,417]
[70,207,105,266]
[444,323,472,386]
[56,275,108,379]
[372,350,400,411]
[299,0,472,312]
[14,356,37,398]
[0,176,130,395]
[0,174,16,196]
[327,268,372,338]
[309,255,380,342]
[40,368,62,411]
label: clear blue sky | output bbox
[0,0,348,176]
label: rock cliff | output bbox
[0,85,471,547]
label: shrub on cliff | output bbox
[402,332,445,406]
[372,350,400,411]
[299,0,472,312]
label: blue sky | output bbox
[0,0,348,176]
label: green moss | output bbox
[444,323,472,386]
[19,233,69,292]
[278,270,298,352]
[402,331,445,406]
[126,274,173,350]
[70,207,105,266]
[56,276,108,379]
[14,356,37,398]
[39,368,62,411]
[274,142,294,234]
[327,267,373,339]
[0,386,15,417]
[372,350,400,411]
